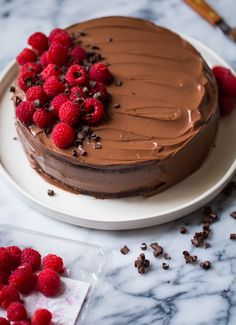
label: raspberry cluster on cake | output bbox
[13,16,219,198]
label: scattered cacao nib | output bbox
[140,243,147,251]
[230,211,236,219]
[72,149,78,157]
[200,261,211,270]
[183,251,197,263]
[202,212,217,224]
[47,189,55,196]
[91,45,100,50]
[162,263,169,270]
[106,37,113,42]
[114,80,123,87]
[150,242,163,257]
[120,245,129,255]
[205,242,211,249]
[113,103,120,109]
[10,86,15,92]
[93,142,102,149]
[34,99,41,108]
[150,242,159,250]
[164,253,171,260]
[79,30,87,36]
[78,145,87,156]
[180,226,188,234]
[230,233,236,240]
[134,253,150,274]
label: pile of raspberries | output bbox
[0,245,64,324]
[15,29,113,149]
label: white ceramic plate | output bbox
[0,37,235,230]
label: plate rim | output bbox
[0,38,235,230]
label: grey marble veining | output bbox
[0,0,236,324]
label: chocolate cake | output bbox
[14,16,218,198]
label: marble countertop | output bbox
[0,0,236,324]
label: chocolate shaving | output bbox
[114,80,123,87]
[91,45,100,50]
[79,30,87,36]
[106,37,113,42]
[134,253,150,274]
[72,150,78,157]
[93,142,102,149]
[230,233,236,240]
[150,242,163,257]
[140,243,147,251]
[10,86,15,93]
[47,189,55,196]
[113,103,120,109]
[200,261,211,270]
[183,251,197,263]
[162,263,169,270]
[120,245,129,255]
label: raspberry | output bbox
[40,63,61,80]
[7,302,27,321]
[20,62,41,75]
[40,51,49,69]
[0,271,9,285]
[65,64,87,86]
[51,123,75,149]
[219,95,234,116]
[32,308,52,325]
[0,285,20,309]
[81,98,104,125]
[37,269,61,297]
[6,246,22,270]
[212,66,236,97]
[28,32,48,55]
[16,48,37,65]
[9,264,37,294]
[43,76,65,98]
[49,28,72,48]
[48,42,68,66]
[0,318,10,325]
[89,63,112,84]
[42,254,64,273]
[12,321,31,325]
[89,81,108,102]
[21,248,41,271]
[0,248,11,271]
[26,86,47,105]
[59,101,80,126]
[16,101,35,124]
[18,70,38,92]
[69,45,87,64]
[33,109,55,129]
[17,76,30,92]
[69,86,88,101]
[50,94,68,116]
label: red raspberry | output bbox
[33,109,55,129]
[26,86,47,105]
[0,317,10,325]
[43,76,65,98]
[69,86,88,101]
[16,48,37,65]
[37,269,61,297]
[65,64,87,86]
[48,42,67,66]
[20,62,41,75]
[51,123,75,149]
[7,302,27,321]
[89,81,108,102]
[59,101,80,126]
[89,63,112,84]
[18,70,38,92]
[50,94,68,116]
[49,28,72,48]
[0,285,20,309]
[0,248,11,271]
[12,321,31,325]
[40,51,49,69]
[6,246,22,270]
[69,45,87,63]
[42,254,64,273]
[0,271,9,285]
[219,95,234,116]
[32,308,52,325]
[81,98,104,125]
[21,248,41,271]
[16,101,35,124]
[212,66,236,97]
[9,264,37,294]
[17,76,30,92]
[28,32,48,55]
[40,63,61,80]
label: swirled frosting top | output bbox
[25,16,218,166]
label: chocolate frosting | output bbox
[15,16,218,197]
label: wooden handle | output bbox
[184,0,222,25]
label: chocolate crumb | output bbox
[150,243,163,257]
[162,263,169,270]
[205,242,211,249]
[114,80,123,87]
[200,261,211,270]
[140,243,147,251]
[164,253,171,260]
[230,211,236,219]
[79,30,87,36]
[183,251,197,263]
[120,245,129,255]
[72,150,78,157]
[106,37,113,42]
[10,86,15,93]
[230,233,236,240]
[180,226,187,234]
[138,266,146,274]
[47,189,55,196]
[113,103,120,109]
[93,142,102,149]
[134,253,150,274]
[91,45,100,50]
